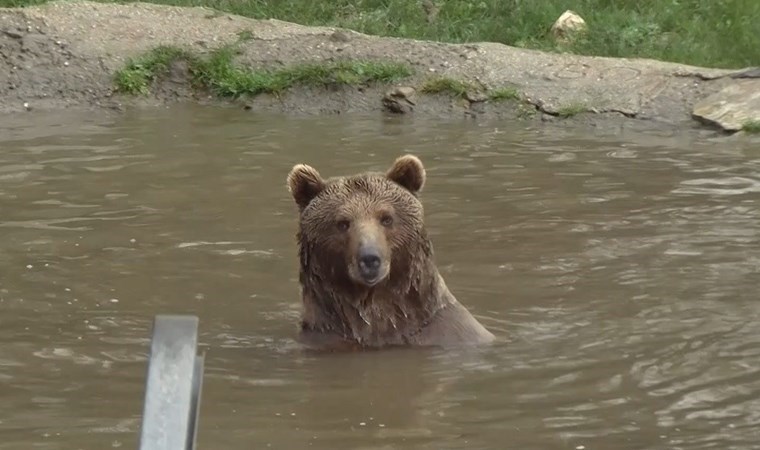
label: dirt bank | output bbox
[1,0,758,131]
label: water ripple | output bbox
[674,176,760,195]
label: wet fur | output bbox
[287,155,495,350]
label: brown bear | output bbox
[286,154,495,350]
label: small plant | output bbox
[114,46,192,95]
[741,120,760,133]
[236,29,255,41]
[556,103,588,118]
[420,76,474,97]
[488,87,519,101]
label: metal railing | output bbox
[138,315,205,450]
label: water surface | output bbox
[1,105,759,449]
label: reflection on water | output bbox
[1,105,759,449]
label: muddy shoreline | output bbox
[1,0,758,133]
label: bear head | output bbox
[286,155,429,291]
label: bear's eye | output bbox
[380,214,394,227]
[336,219,350,231]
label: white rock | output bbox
[551,10,587,42]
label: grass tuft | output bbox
[236,29,255,42]
[488,87,520,101]
[556,103,588,118]
[420,78,522,102]
[114,42,413,97]
[114,46,193,94]
[420,77,474,97]
[742,120,760,134]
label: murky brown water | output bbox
[1,105,760,450]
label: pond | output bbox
[1,105,759,449]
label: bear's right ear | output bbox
[287,164,325,211]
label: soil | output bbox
[0,0,757,133]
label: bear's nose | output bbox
[359,253,381,271]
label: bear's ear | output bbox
[386,154,425,194]
[287,164,325,210]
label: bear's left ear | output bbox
[386,154,426,194]
[287,164,326,211]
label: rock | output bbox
[465,91,487,103]
[551,10,587,42]
[383,86,416,114]
[2,29,24,39]
[692,80,760,131]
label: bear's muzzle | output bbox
[353,241,390,287]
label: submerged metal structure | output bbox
[138,315,205,450]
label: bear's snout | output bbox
[349,237,390,287]
[357,245,383,283]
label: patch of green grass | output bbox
[235,29,254,42]
[742,120,760,133]
[114,45,192,94]
[197,46,412,97]
[420,77,474,97]
[556,103,588,118]
[114,42,413,97]
[488,87,520,102]
[4,0,757,69]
